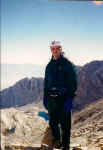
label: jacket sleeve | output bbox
[65,61,78,98]
[43,65,49,97]
[43,65,49,109]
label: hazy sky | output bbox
[1,0,103,66]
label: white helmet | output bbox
[50,40,62,47]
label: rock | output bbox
[0,107,48,150]
[72,148,82,150]
[41,126,55,148]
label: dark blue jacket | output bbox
[44,55,77,99]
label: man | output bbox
[43,40,77,150]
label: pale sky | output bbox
[1,0,103,66]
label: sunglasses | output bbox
[51,46,61,50]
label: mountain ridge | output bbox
[1,60,103,112]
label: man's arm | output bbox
[44,65,49,97]
[66,61,78,98]
[43,65,49,109]
[64,61,78,112]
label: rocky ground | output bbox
[1,99,103,150]
[71,98,103,150]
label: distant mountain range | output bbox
[1,77,44,108]
[1,64,45,90]
[73,60,103,111]
[1,60,103,111]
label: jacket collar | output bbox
[51,55,63,63]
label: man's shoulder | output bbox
[62,56,74,66]
[62,57,77,73]
[45,60,52,70]
[46,61,51,67]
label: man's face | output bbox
[50,46,62,60]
